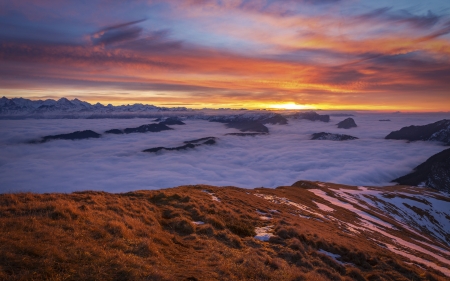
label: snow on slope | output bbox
[254,183,450,277]
[310,185,450,276]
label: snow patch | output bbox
[254,193,325,219]
[254,225,274,241]
[202,190,221,202]
[318,249,351,266]
[314,201,334,212]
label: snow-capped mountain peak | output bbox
[0,97,189,117]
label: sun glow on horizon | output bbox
[269,102,316,110]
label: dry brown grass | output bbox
[0,184,446,281]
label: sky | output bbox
[1,112,449,193]
[0,0,450,111]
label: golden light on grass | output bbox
[0,183,447,280]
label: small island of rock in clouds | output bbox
[1,0,450,280]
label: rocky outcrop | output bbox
[104,129,124,134]
[31,130,101,143]
[225,121,269,133]
[143,143,196,153]
[225,133,268,136]
[311,132,358,141]
[183,137,216,145]
[143,137,216,153]
[260,114,288,125]
[393,148,450,193]
[207,113,287,125]
[293,112,330,122]
[206,113,288,133]
[337,118,357,129]
[160,117,185,125]
[430,127,450,145]
[385,119,450,145]
[124,123,173,134]
[32,122,175,143]
[105,122,173,134]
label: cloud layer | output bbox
[0,1,450,110]
[1,112,449,193]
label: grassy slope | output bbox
[0,183,446,281]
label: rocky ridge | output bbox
[385,119,450,145]
[206,112,288,125]
[311,132,358,141]
[29,130,101,143]
[225,121,269,133]
[291,111,330,122]
[31,122,174,143]
[143,137,217,153]
[393,148,450,193]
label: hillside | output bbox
[393,148,450,193]
[1,182,449,281]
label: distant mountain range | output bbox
[0,97,189,118]
[0,97,336,123]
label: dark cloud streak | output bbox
[91,19,146,46]
[357,7,443,29]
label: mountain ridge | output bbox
[0,96,189,117]
[0,97,329,122]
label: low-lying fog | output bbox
[1,112,449,193]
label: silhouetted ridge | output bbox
[183,137,216,144]
[144,137,216,153]
[225,133,268,136]
[104,129,124,134]
[161,117,185,125]
[393,148,450,193]
[311,132,358,141]
[385,119,450,145]
[260,114,288,125]
[143,143,197,153]
[207,113,287,125]
[293,111,330,122]
[123,123,173,134]
[32,130,101,143]
[225,121,269,133]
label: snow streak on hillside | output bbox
[255,183,450,276]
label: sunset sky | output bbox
[1,0,449,111]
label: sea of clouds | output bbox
[0,111,449,193]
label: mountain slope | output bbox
[393,148,450,193]
[385,120,450,145]
[0,182,448,281]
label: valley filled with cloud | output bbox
[1,111,448,193]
